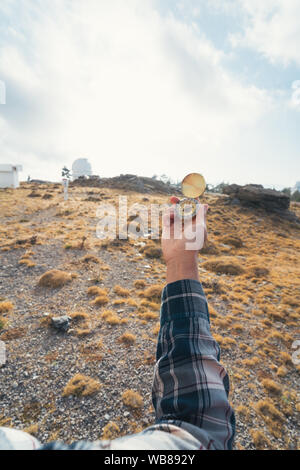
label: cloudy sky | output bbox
[0,0,299,188]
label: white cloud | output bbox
[230,0,300,66]
[290,80,300,110]
[0,0,276,184]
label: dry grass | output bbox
[1,327,27,341]
[203,258,245,276]
[101,310,126,325]
[118,333,136,345]
[0,316,8,330]
[143,246,162,259]
[102,422,120,440]
[38,270,73,288]
[114,285,130,297]
[134,280,147,289]
[0,301,14,313]
[92,295,109,306]
[142,285,162,301]
[122,390,143,409]
[62,374,101,397]
[87,286,108,297]
[255,399,285,437]
[250,430,272,449]
[261,379,282,396]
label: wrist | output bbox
[166,255,199,284]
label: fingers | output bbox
[170,196,180,205]
[162,205,175,228]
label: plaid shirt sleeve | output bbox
[151,279,235,450]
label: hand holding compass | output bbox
[174,173,206,219]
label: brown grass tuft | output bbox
[203,258,245,276]
[142,285,162,301]
[118,332,136,345]
[261,379,282,396]
[92,295,109,306]
[114,285,130,297]
[102,421,120,440]
[134,280,147,289]
[250,430,272,449]
[62,374,101,397]
[122,390,143,409]
[0,301,14,313]
[38,270,73,288]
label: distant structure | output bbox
[72,158,92,181]
[291,181,300,194]
[0,164,23,188]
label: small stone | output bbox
[104,414,110,420]
[124,411,130,418]
[51,316,71,332]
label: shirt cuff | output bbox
[160,279,210,326]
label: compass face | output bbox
[176,198,200,219]
[182,173,206,198]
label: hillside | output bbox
[0,182,299,449]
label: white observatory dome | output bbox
[72,158,92,181]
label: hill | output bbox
[0,182,299,449]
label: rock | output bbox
[71,174,181,195]
[223,184,290,212]
[0,341,6,368]
[51,316,71,332]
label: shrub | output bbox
[202,258,245,276]
[261,379,282,396]
[87,286,107,297]
[38,270,73,288]
[118,333,136,345]
[81,255,100,263]
[102,422,120,440]
[221,236,243,248]
[0,316,8,330]
[134,280,147,289]
[62,374,101,397]
[114,285,130,297]
[1,327,27,341]
[143,246,162,259]
[122,390,143,409]
[142,285,162,301]
[0,302,14,313]
[247,266,270,278]
[92,295,109,306]
[250,430,271,450]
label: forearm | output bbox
[152,279,235,450]
[166,255,199,284]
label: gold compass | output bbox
[176,173,206,219]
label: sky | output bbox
[0,0,299,188]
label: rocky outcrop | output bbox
[223,184,290,212]
[72,174,180,195]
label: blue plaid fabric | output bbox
[0,279,235,450]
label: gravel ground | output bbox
[0,187,299,449]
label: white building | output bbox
[72,158,92,181]
[0,164,23,189]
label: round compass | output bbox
[176,197,200,219]
[175,173,206,219]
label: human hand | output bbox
[162,197,208,283]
